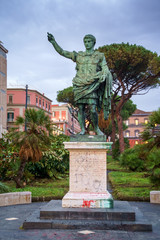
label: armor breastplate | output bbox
[76,51,102,78]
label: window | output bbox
[135,119,139,125]
[36,96,38,106]
[135,130,139,137]
[144,119,148,124]
[9,95,13,104]
[49,104,50,112]
[7,112,14,122]
[27,95,30,104]
[39,98,41,107]
[125,131,130,137]
[46,103,48,110]
[52,111,55,117]
[43,100,45,109]
[135,140,139,145]
[125,120,129,126]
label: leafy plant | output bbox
[0,136,19,180]
[0,182,10,193]
[7,109,54,188]
[27,134,69,179]
[147,148,160,185]
[119,146,145,171]
[141,108,160,149]
[112,138,129,160]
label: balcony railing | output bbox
[7,118,14,122]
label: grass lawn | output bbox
[4,177,69,200]
[2,156,159,202]
[107,159,160,201]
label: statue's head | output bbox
[83,34,96,46]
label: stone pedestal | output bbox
[62,141,113,208]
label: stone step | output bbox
[22,200,152,232]
[40,200,135,221]
[23,217,152,232]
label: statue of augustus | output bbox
[47,33,112,135]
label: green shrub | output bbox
[0,182,10,193]
[112,138,130,160]
[27,134,69,179]
[0,137,19,180]
[147,148,160,185]
[119,147,145,171]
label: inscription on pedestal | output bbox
[70,150,106,192]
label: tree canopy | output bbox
[98,43,160,152]
[57,86,74,106]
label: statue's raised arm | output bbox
[47,32,76,60]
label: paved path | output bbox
[0,201,160,240]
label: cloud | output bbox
[1,0,160,110]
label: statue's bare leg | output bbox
[78,104,86,135]
[90,105,104,135]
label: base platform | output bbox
[23,200,152,231]
[62,191,113,208]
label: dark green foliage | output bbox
[147,148,160,185]
[119,146,146,171]
[27,134,69,179]
[0,136,19,180]
[121,99,136,121]
[0,182,10,193]
[57,87,74,105]
[112,138,130,160]
[99,43,160,87]
[8,109,54,188]
[140,108,160,183]
[141,108,160,149]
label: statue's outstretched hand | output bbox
[47,32,55,42]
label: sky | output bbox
[0,0,160,111]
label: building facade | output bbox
[124,109,152,147]
[7,88,52,129]
[0,43,8,137]
[51,104,81,135]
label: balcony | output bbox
[7,118,14,122]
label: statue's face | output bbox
[84,37,95,50]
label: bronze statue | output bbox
[47,33,112,135]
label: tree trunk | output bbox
[111,117,116,150]
[116,111,125,153]
[111,101,116,150]
[14,158,27,188]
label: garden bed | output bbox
[107,160,160,201]
[3,177,69,201]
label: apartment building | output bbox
[51,104,81,135]
[0,42,8,137]
[7,88,52,129]
[124,109,152,147]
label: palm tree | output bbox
[8,109,53,188]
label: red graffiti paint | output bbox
[82,200,94,208]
